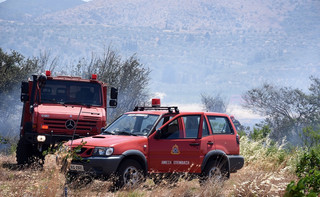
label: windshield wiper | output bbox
[102,130,115,135]
[116,131,137,136]
[64,101,83,105]
[41,99,64,104]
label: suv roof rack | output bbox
[133,106,179,113]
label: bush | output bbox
[240,136,297,171]
[285,146,320,196]
[250,125,271,141]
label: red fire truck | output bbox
[17,71,117,164]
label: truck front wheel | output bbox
[16,138,44,165]
[16,138,33,165]
[113,159,145,190]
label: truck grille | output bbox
[43,118,97,133]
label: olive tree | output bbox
[73,47,150,122]
[242,77,320,144]
[0,48,58,152]
[201,93,227,113]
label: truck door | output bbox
[148,115,203,173]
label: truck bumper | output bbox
[228,155,244,172]
[24,132,84,145]
[69,155,124,178]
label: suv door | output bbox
[148,115,203,173]
[206,115,239,155]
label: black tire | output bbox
[16,138,32,165]
[200,159,228,185]
[16,138,44,165]
[113,159,145,190]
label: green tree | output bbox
[0,48,39,152]
[72,47,150,122]
[0,48,57,153]
[250,124,271,141]
[201,93,227,113]
[242,77,320,144]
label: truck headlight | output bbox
[93,147,114,156]
[37,135,46,142]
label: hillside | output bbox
[0,0,319,106]
[0,0,84,21]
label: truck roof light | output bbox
[91,74,97,80]
[152,98,161,107]
[45,70,51,76]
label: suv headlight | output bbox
[93,147,114,156]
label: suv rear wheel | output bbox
[200,159,227,184]
[113,159,145,190]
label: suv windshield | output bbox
[103,114,159,136]
[40,80,102,106]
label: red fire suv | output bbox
[67,99,244,189]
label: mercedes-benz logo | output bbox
[65,119,75,130]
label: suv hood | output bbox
[69,135,147,147]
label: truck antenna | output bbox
[70,106,83,148]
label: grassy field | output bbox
[0,137,299,197]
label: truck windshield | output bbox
[103,114,159,136]
[40,80,102,106]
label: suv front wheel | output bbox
[113,159,145,190]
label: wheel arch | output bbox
[119,150,148,175]
[201,150,230,177]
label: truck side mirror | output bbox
[109,99,117,107]
[110,87,118,100]
[21,82,29,102]
[38,73,47,89]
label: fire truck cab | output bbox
[17,71,117,164]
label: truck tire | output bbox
[113,159,145,190]
[16,138,32,165]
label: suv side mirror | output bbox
[154,129,162,139]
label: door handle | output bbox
[189,143,200,146]
[207,141,214,145]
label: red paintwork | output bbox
[20,75,108,137]
[70,110,240,174]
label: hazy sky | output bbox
[1,0,319,127]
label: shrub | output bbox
[285,146,320,196]
[250,125,271,141]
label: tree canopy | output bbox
[242,76,320,144]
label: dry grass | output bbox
[0,137,299,196]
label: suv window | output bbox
[104,114,159,136]
[207,116,232,134]
[160,119,180,139]
[183,115,200,138]
[202,118,210,137]
[155,115,174,131]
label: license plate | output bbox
[70,164,84,171]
